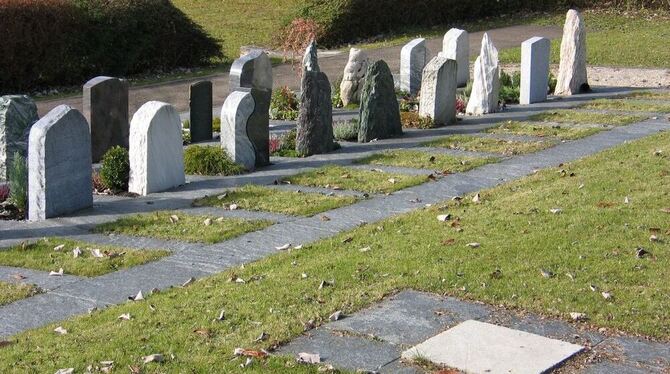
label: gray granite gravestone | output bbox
[221,90,256,171]
[419,56,457,126]
[359,60,402,143]
[189,80,213,142]
[400,38,428,95]
[520,37,551,105]
[83,76,129,162]
[441,28,469,87]
[229,50,272,167]
[28,105,92,221]
[0,95,38,181]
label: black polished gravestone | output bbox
[189,80,213,143]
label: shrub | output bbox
[0,0,222,93]
[213,117,221,132]
[92,171,106,193]
[7,152,27,212]
[99,146,129,192]
[548,72,558,95]
[274,17,322,73]
[499,70,521,104]
[333,120,359,141]
[270,129,299,157]
[331,75,344,108]
[184,146,245,176]
[270,87,300,121]
[401,112,436,129]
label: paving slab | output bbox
[401,320,584,374]
[0,265,82,291]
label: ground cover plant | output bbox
[270,86,300,121]
[623,91,670,100]
[0,238,169,277]
[270,129,299,158]
[580,99,670,113]
[529,110,644,126]
[424,134,554,155]
[356,150,498,173]
[487,121,606,141]
[0,127,667,372]
[94,212,273,244]
[193,185,359,217]
[284,165,429,194]
[0,282,40,306]
[333,120,360,141]
[184,146,245,176]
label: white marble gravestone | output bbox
[220,90,256,171]
[555,9,588,95]
[466,33,500,115]
[400,38,428,95]
[28,105,92,221]
[441,28,469,87]
[419,56,457,126]
[520,37,551,104]
[128,101,185,196]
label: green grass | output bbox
[0,125,668,373]
[0,238,169,277]
[424,134,554,155]
[529,110,645,126]
[488,121,606,140]
[580,99,670,114]
[94,212,274,244]
[192,185,359,217]
[623,91,670,100]
[0,282,40,306]
[356,150,498,173]
[284,165,429,194]
[498,10,670,68]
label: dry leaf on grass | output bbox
[234,348,268,358]
[328,311,343,321]
[49,268,64,277]
[142,354,164,363]
[118,313,132,321]
[53,244,65,251]
[296,352,321,364]
[54,326,67,335]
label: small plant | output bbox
[183,131,192,145]
[270,86,299,121]
[463,80,473,99]
[213,117,221,133]
[92,172,107,193]
[100,146,130,193]
[7,152,27,212]
[270,129,299,157]
[331,75,343,108]
[548,73,557,95]
[333,119,359,141]
[400,112,435,129]
[499,70,521,104]
[0,184,9,203]
[182,119,190,129]
[184,146,245,176]
[456,96,466,114]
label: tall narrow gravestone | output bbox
[520,37,551,105]
[189,80,213,143]
[419,56,457,126]
[441,28,469,87]
[466,33,500,115]
[400,38,428,95]
[359,60,402,143]
[128,101,185,196]
[229,50,272,167]
[1,95,38,181]
[83,76,129,162]
[340,48,369,107]
[221,90,256,171]
[556,9,588,95]
[28,105,92,221]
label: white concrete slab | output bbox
[402,320,583,374]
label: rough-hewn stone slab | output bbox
[340,48,369,107]
[0,95,38,181]
[419,56,457,125]
[466,33,500,115]
[359,60,402,142]
[556,9,588,95]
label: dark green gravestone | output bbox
[189,80,213,143]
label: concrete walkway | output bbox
[34,24,563,117]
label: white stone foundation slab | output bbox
[402,320,583,374]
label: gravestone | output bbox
[358,60,402,143]
[296,43,334,156]
[441,28,469,87]
[340,48,369,107]
[419,56,457,126]
[400,38,428,95]
[189,80,213,142]
[28,105,92,221]
[128,101,185,196]
[466,33,500,115]
[520,37,551,105]
[229,50,272,167]
[0,95,38,181]
[83,76,129,162]
[555,9,588,95]
[221,90,256,171]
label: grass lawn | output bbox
[356,150,498,173]
[488,121,606,140]
[0,282,40,306]
[94,212,273,244]
[192,185,360,217]
[424,134,554,155]
[580,99,670,114]
[529,110,644,126]
[0,239,169,277]
[498,10,670,68]
[624,91,670,100]
[0,125,667,373]
[284,165,429,194]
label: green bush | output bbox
[498,70,521,104]
[99,146,130,192]
[184,146,245,176]
[270,86,299,121]
[0,0,222,93]
[333,120,359,141]
[8,152,27,212]
[548,72,558,95]
[213,117,221,132]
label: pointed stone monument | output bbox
[0,95,38,181]
[359,60,402,143]
[340,48,369,107]
[555,9,588,95]
[466,33,499,115]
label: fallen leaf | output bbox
[194,328,212,338]
[142,354,164,363]
[540,269,554,278]
[294,245,303,250]
[132,290,144,301]
[128,365,141,373]
[54,326,67,335]
[602,291,614,300]
[216,217,225,222]
[204,218,212,226]
[466,242,480,248]
[217,193,228,200]
[340,173,350,179]
[570,312,587,322]
[229,204,239,210]
[216,309,225,321]
[328,311,343,321]
[342,237,353,244]
[118,313,132,321]
[182,277,195,287]
[10,274,26,280]
[437,214,451,222]
[589,284,599,292]
[636,247,650,258]
[358,246,371,252]
[472,193,481,204]
[53,244,65,251]
[276,243,291,251]
[320,215,331,222]
[49,268,64,276]
[650,235,659,242]
[624,196,630,204]
[90,248,104,258]
[55,369,74,374]
[660,208,670,214]
[550,208,562,214]
[254,332,269,342]
[234,348,268,358]
[387,178,396,184]
[169,214,179,224]
[72,247,82,258]
[241,357,253,368]
[441,238,456,246]
[297,352,321,364]
[318,280,333,290]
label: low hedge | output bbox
[289,0,670,47]
[0,0,222,93]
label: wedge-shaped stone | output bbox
[466,33,499,115]
[358,60,402,142]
